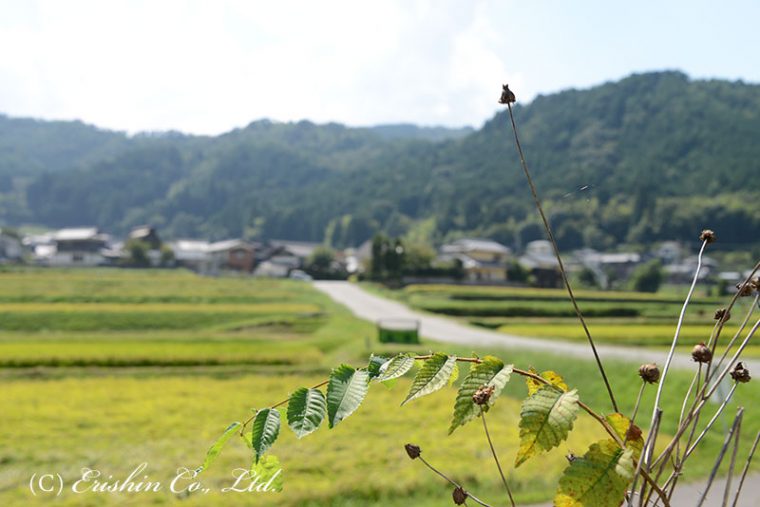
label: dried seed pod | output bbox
[736,282,754,297]
[639,363,660,384]
[499,84,516,104]
[714,308,731,322]
[404,443,421,460]
[699,229,716,243]
[691,342,713,363]
[452,486,468,505]
[730,362,751,383]
[751,277,760,291]
[472,385,495,406]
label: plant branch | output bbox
[503,94,618,413]
[731,430,760,507]
[480,406,516,507]
[696,407,744,507]
[645,239,707,468]
[416,455,495,507]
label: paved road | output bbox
[314,281,759,507]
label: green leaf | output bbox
[449,356,513,434]
[526,367,568,396]
[250,454,284,492]
[448,361,460,386]
[196,421,241,474]
[326,364,370,428]
[286,387,327,439]
[516,386,579,467]
[367,354,389,379]
[402,353,457,406]
[376,354,415,383]
[555,439,634,507]
[251,408,280,464]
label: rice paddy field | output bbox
[369,283,760,357]
[1,269,758,506]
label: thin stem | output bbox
[624,382,646,447]
[480,406,516,507]
[731,430,760,507]
[704,318,760,400]
[504,99,618,413]
[645,240,706,465]
[723,410,743,507]
[710,294,759,382]
[240,379,330,433]
[657,383,738,497]
[628,409,662,507]
[696,407,744,507]
[417,455,495,507]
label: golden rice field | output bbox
[0,269,757,506]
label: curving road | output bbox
[313,281,759,507]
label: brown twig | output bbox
[731,430,760,507]
[416,455,495,507]
[480,406,516,507]
[503,92,618,413]
[696,407,744,507]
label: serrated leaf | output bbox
[516,386,579,467]
[252,408,280,464]
[526,367,568,395]
[326,364,369,428]
[605,413,644,460]
[555,439,634,507]
[449,356,513,434]
[250,454,284,492]
[402,353,457,406]
[367,354,388,379]
[287,387,327,439]
[377,354,415,383]
[449,361,460,385]
[196,421,241,474]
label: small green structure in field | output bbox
[377,318,420,344]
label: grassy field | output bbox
[368,283,760,356]
[1,269,758,506]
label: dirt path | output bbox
[314,281,759,506]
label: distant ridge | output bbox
[1,70,758,251]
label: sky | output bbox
[1,0,759,135]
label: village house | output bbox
[519,240,562,288]
[207,239,259,273]
[0,228,23,262]
[34,227,111,266]
[438,238,511,283]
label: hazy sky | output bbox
[1,0,759,135]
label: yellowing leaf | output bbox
[605,413,644,460]
[555,439,634,507]
[526,367,568,395]
[516,386,579,467]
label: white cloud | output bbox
[1,0,758,134]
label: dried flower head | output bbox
[751,277,760,292]
[404,443,421,460]
[639,363,660,384]
[691,342,713,363]
[472,385,495,406]
[499,84,516,104]
[714,308,731,322]
[736,282,754,297]
[452,486,468,505]
[699,229,716,243]
[731,362,751,383]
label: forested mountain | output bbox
[1,71,759,250]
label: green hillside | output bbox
[2,71,759,249]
